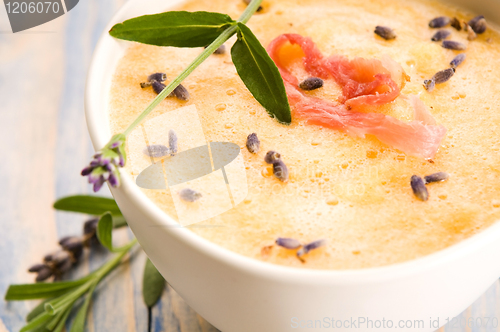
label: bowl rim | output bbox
[85,0,500,284]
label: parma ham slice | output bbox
[267,34,446,159]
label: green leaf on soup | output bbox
[109,11,235,47]
[231,22,291,124]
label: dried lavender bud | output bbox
[432,68,455,84]
[148,72,167,83]
[424,172,450,184]
[469,15,487,34]
[423,79,435,92]
[43,253,54,263]
[58,236,72,247]
[450,53,466,68]
[28,263,47,273]
[431,30,451,41]
[56,258,73,274]
[51,251,72,268]
[296,239,327,258]
[464,23,477,41]
[143,144,170,158]
[168,129,178,156]
[152,81,166,94]
[442,40,466,50]
[299,77,324,91]
[411,175,429,201]
[429,16,450,28]
[264,150,281,164]
[83,218,98,235]
[35,266,53,282]
[273,159,289,182]
[81,138,125,191]
[83,218,99,247]
[59,236,84,261]
[246,133,260,153]
[140,73,167,89]
[178,188,202,202]
[168,84,190,101]
[243,0,262,12]
[275,237,301,249]
[450,17,462,30]
[214,44,226,55]
[374,26,396,40]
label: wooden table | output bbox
[0,1,499,331]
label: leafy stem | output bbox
[6,238,138,332]
[84,1,292,193]
[123,0,264,136]
[123,24,237,136]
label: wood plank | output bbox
[151,283,219,332]
[0,9,66,332]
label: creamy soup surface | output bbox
[109,0,500,269]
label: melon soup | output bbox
[108,0,500,270]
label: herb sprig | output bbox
[82,0,291,191]
[6,238,138,332]
[5,195,166,331]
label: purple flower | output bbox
[275,237,301,249]
[296,239,327,260]
[81,134,126,192]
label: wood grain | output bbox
[0,0,498,331]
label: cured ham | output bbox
[267,34,446,159]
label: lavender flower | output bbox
[28,218,103,282]
[246,133,260,153]
[450,54,466,68]
[81,134,126,192]
[296,239,327,260]
[275,237,301,249]
[30,250,74,282]
[178,188,202,202]
[59,236,84,261]
[410,175,429,201]
[83,218,99,247]
[424,172,450,184]
[264,150,281,164]
[273,159,289,182]
[168,129,178,156]
[143,144,170,158]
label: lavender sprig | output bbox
[81,0,286,192]
[27,218,100,282]
[81,134,126,192]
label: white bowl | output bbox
[85,1,500,331]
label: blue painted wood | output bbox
[0,0,498,331]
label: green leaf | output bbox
[96,213,130,252]
[53,307,72,332]
[5,278,91,300]
[45,305,70,331]
[27,298,53,322]
[112,215,128,228]
[20,311,52,332]
[97,213,113,251]
[231,23,291,124]
[53,195,122,216]
[109,11,235,47]
[70,283,97,332]
[142,259,166,307]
